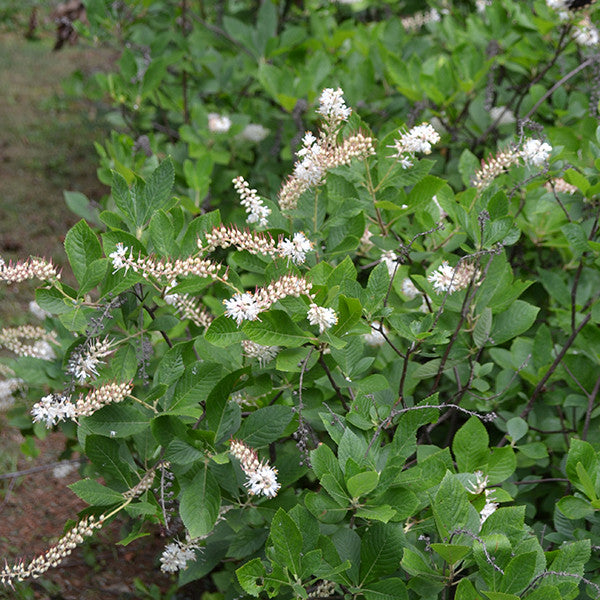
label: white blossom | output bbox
[381,250,398,277]
[29,301,50,320]
[31,394,76,428]
[233,176,271,228]
[428,261,480,294]
[402,278,420,300]
[31,340,56,361]
[316,87,351,123]
[0,378,24,410]
[245,464,281,498]
[240,123,269,142]
[160,540,198,573]
[224,292,261,325]
[476,0,492,12]
[278,232,314,265]
[573,17,600,46]
[109,243,133,274]
[521,138,552,167]
[363,322,388,347]
[388,122,440,166]
[307,303,338,333]
[207,112,232,133]
[489,106,515,125]
[52,461,78,479]
[242,340,279,366]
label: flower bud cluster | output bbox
[202,225,314,265]
[241,340,280,366]
[387,122,441,169]
[0,257,60,284]
[224,275,313,325]
[109,243,227,283]
[164,292,213,328]
[233,176,271,227]
[428,260,480,294]
[546,177,578,195]
[66,337,116,384]
[401,8,441,31]
[229,438,281,498]
[0,326,57,360]
[74,381,133,417]
[473,148,520,190]
[308,581,337,599]
[278,88,374,211]
[0,514,105,585]
[123,461,167,500]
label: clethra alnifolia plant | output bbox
[7,0,600,586]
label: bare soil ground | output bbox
[0,28,186,600]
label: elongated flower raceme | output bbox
[223,275,313,325]
[232,176,271,227]
[229,439,280,498]
[201,225,314,265]
[0,256,60,284]
[66,337,116,384]
[0,326,57,360]
[109,243,227,283]
[427,260,480,294]
[31,382,133,427]
[278,87,375,211]
[0,515,105,586]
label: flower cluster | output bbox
[473,147,520,190]
[232,176,271,228]
[363,322,388,347]
[208,112,231,133]
[0,326,57,360]
[401,8,441,31]
[241,340,280,366]
[521,138,552,167]
[381,250,399,277]
[229,438,280,498]
[574,16,600,46]
[0,376,25,410]
[239,123,269,143]
[0,515,105,586]
[278,88,375,210]
[0,256,60,284]
[164,291,213,328]
[202,225,313,265]
[160,538,199,573]
[31,382,133,427]
[109,243,227,283]
[428,260,480,294]
[307,303,338,333]
[546,177,578,195]
[73,381,133,418]
[224,275,313,325]
[466,471,499,526]
[387,122,441,168]
[66,337,115,384]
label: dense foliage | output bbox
[3,0,600,598]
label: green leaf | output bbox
[561,223,590,258]
[141,157,175,224]
[236,558,266,597]
[408,175,446,205]
[85,435,134,488]
[455,578,482,600]
[80,404,151,438]
[487,447,516,484]
[354,505,396,523]
[155,342,189,386]
[365,262,390,311]
[149,210,176,256]
[305,491,348,523]
[473,307,492,347]
[430,543,471,565]
[166,362,223,414]
[361,578,408,600]
[491,300,539,344]
[270,508,303,576]
[243,310,312,347]
[566,440,598,498]
[433,472,480,538]
[452,417,489,473]
[347,471,379,498]
[205,315,244,347]
[359,523,405,585]
[179,464,221,538]
[459,149,480,187]
[331,295,362,336]
[506,417,528,443]
[64,220,102,284]
[499,552,538,594]
[237,405,294,446]
[557,495,593,519]
[111,170,136,227]
[78,258,108,295]
[205,369,246,444]
[68,478,124,506]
